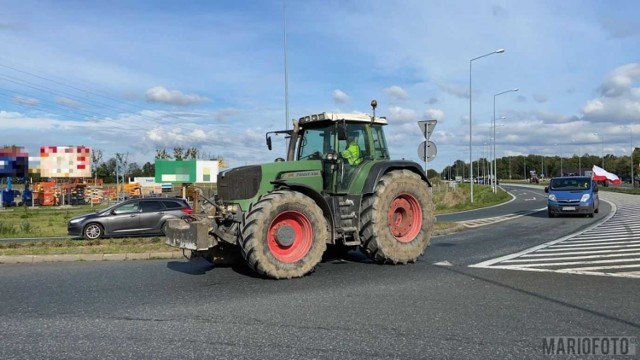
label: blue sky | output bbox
[1,0,639,173]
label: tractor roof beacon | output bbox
[165,100,435,279]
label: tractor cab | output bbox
[266,101,390,193]
[296,113,389,192]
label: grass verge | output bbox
[0,237,169,256]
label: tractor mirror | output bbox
[266,136,272,150]
[337,124,348,141]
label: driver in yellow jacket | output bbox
[341,134,362,165]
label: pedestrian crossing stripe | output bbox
[459,208,546,228]
[470,193,640,279]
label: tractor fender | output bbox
[362,161,431,195]
[272,183,335,244]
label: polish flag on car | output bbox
[592,165,621,185]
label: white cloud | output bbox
[145,86,208,106]
[211,108,240,122]
[581,63,640,123]
[332,89,349,104]
[599,63,640,97]
[438,83,468,99]
[13,96,39,106]
[56,96,81,108]
[425,97,439,105]
[424,108,445,122]
[532,94,547,103]
[385,85,408,101]
[388,106,418,123]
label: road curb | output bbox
[0,251,188,264]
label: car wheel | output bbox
[161,222,168,235]
[83,223,103,240]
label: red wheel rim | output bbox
[387,193,423,243]
[267,210,313,263]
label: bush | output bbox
[0,222,16,236]
[20,222,34,234]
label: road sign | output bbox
[417,120,437,140]
[418,141,437,162]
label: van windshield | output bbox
[549,177,591,191]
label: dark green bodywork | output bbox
[212,116,431,246]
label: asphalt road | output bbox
[0,188,638,359]
[437,184,550,222]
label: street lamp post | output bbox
[572,138,582,175]
[469,48,505,203]
[593,132,604,168]
[555,143,563,176]
[493,88,518,192]
[630,126,634,188]
[622,125,634,187]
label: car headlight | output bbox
[580,194,590,203]
[548,194,556,202]
[69,217,85,224]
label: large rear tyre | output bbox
[360,170,434,264]
[240,190,328,279]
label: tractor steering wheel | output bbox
[300,151,321,160]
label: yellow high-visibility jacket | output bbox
[342,142,362,165]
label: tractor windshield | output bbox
[298,125,335,160]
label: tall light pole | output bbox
[469,48,505,203]
[622,125,634,187]
[283,0,290,154]
[593,132,604,168]
[630,126,634,188]
[572,138,582,175]
[555,143,563,176]
[493,88,518,192]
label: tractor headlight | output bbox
[548,194,556,202]
[326,153,336,161]
[580,194,590,203]
[225,204,240,213]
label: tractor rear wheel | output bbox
[360,170,434,264]
[240,190,328,279]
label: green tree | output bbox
[155,149,172,159]
[98,158,117,183]
[173,146,185,160]
[142,162,155,177]
[185,147,199,159]
[91,149,103,180]
[127,162,143,178]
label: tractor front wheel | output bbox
[360,170,434,264]
[240,190,328,279]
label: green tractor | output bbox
[166,100,435,279]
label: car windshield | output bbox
[550,177,591,190]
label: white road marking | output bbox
[501,252,640,263]
[459,207,546,228]
[433,260,453,266]
[471,192,640,279]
